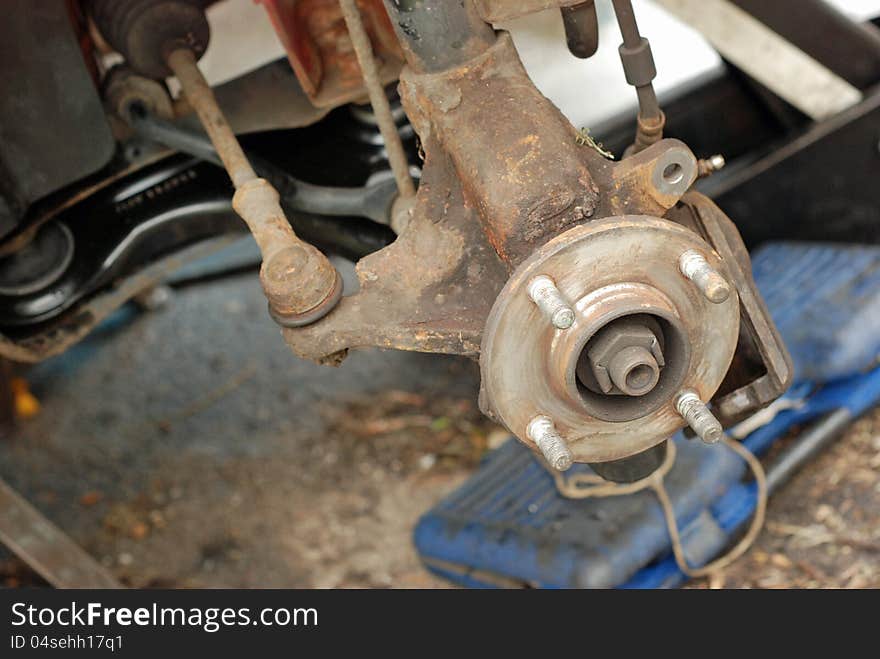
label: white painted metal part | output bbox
[655,0,863,121]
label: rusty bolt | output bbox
[527,416,573,471]
[527,275,575,330]
[583,317,665,396]
[675,390,723,444]
[697,154,726,178]
[679,250,731,304]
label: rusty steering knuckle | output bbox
[279,10,790,477]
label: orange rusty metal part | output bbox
[281,147,508,363]
[168,47,341,322]
[281,31,704,363]
[259,0,404,108]
[398,33,693,270]
[474,0,585,23]
[399,33,605,268]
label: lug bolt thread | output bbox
[527,416,574,471]
[675,390,724,444]
[527,275,576,329]
[679,250,731,304]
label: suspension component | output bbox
[282,11,791,478]
[88,0,342,327]
[84,0,791,483]
[481,216,739,464]
[127,106,399,226]
[339,0,415,201]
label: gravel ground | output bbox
[0,273,877,589]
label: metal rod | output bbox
[340,0,415,199]
[611,0,641,48]
[0,477,123,588]
[165,46,341,324]
[130,107,223,167]
[130,110,397,225]
[166,48,257,189]
[611,0,661,120]
[765,409,853,494]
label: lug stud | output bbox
[527,415,574,471]
[679,250,731,304]
[528,275,575,329]
[675,389,724,444]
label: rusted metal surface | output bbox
[167,49,258,189]
[232,179,341,321]
[0,476,122,588]
[399,33,604,268]
[667,192,794,425]
[282,29,711,363]
[607,138,697,213]
[168,46,342,322]
[279,22,790,468]
[40,1,789,473]
[261,0,404,108]
[339,0,415,198]
[479,216,741,464]
[398,34,695,269]
[474,0,585,24]
[282,149,508,363]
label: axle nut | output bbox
[581,316,666,397]
[608,345,660,396]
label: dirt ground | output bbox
[0,273,877,589]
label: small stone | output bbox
[148,510,166,528]
[79,491,103,507]
[130,522,149,540]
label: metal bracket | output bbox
[0,477,122,588]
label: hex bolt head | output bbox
[678,249,731,304]
[675,390,724,444]
[527,415,574,471]
[527,275,575,330]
